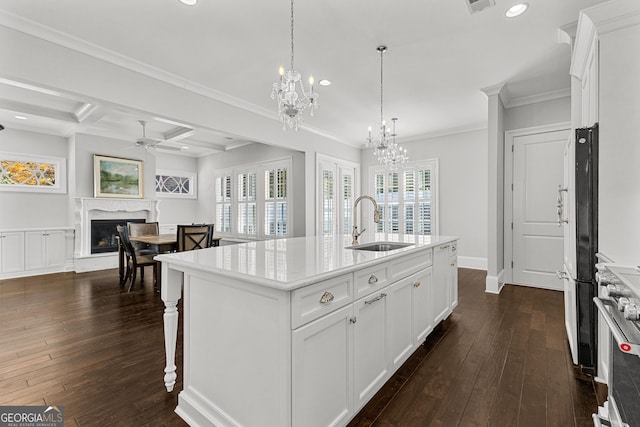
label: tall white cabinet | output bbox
[569,0,640,383]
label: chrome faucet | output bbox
[352,195,381,245]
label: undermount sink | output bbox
[346,242,414,252]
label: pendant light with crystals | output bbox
[271,0,318,131]
[365,46,408,169]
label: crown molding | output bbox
[0,9,348,146]
[504,88,571,108]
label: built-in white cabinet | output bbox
[412,267,434,344]
[0,228,73,279]
[25,230,66,271]
[0,231,25,274]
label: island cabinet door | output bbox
[432,244,452,325]
[387,276,414,372]
[353,290,389,412]
[411,267,433,345]
[292,304,354,427]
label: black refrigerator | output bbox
[574,123,598,371]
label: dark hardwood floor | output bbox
[0,268,606,426]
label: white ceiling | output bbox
[0,0,608,156]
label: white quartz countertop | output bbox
[156,234,457,291]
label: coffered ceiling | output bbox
[0,0,609,156]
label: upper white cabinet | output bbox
[0,231,25,274]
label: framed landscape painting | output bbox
[94,154,144,198]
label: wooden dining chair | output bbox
[116,225,159,292]
[128,221,160,254]
[176,224,215,252]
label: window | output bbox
[317,155,359,236]
[371,159,438,236]
[215,174,232,233]
[0,153,66,193]
[237,171,257,237]
[215,158,291,239]
[264,165,288,237]
[156,169,196,198]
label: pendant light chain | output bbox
[380,47,384,126]
[290,0,295,71]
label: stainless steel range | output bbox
[593,262,640,427]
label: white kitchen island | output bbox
[157,234,458,427]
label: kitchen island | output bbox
[157,234,458,427]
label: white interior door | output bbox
[512,129,568,290]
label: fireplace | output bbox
[91,219,145,254]
[74,198,159,264]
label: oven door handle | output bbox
[593,297,631,350]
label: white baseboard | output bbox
[74,253,118,272]
[485,269,505,294]
[457,256,487,270]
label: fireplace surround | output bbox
[74,198,159,271]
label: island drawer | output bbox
[389,249,433,282]
[354,262,392,300]
[291,273,353,329]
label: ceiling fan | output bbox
[135,120,181,151]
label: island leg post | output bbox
[161,263,183,392]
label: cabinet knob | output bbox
[451,263,455,267]
[319,291,335,304]
[413,281,421,288]
[349,316,357,324]
[368,274,378,285]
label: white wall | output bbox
[361,129,488,268]
[505,97,571,131]
[0,128,69,229]
[198,143,307,237]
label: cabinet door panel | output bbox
[387,278,413,370]
[353,292,388,410]
[2,232,25,273]
[46,231,66,268]
[292,305,353,427]
[24,231,46,271]
[449,257,458,311]
[412,267,433,344]
[432,245,451,324]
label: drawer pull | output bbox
[319,291,335,304]
[413,281,421,288]
[365,293,387,305]
[439,245,450,250]
[368,274,378,285]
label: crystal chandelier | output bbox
[365,46,408,169]
[271,0,318,131]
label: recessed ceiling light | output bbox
[318,79,331,87]
[505,3,528,18]
[178,0,198,6]
[182,146,190,150]
[15,115,27,120]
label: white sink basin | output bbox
[345,242,414,252]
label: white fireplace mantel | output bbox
[74,197,159,262]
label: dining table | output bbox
[118,234,221,284]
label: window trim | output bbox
[368,159,439,236]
